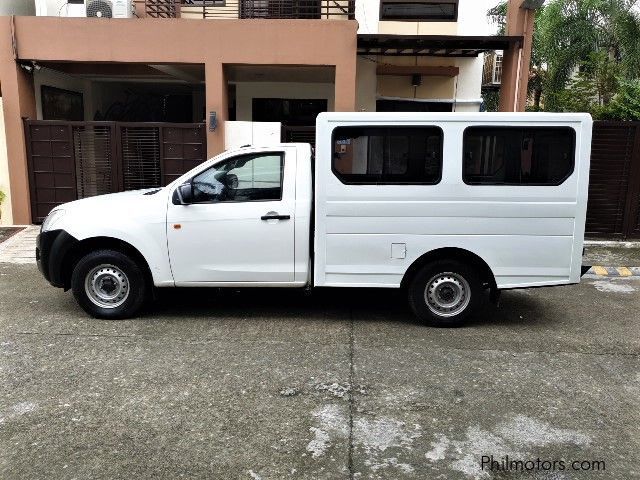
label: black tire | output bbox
[71,249,148,319]
[407,260,482,327]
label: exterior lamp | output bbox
[209,111,217,132]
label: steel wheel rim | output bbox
[424,272,471,318]
[84,264,130,309]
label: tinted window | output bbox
[332,127,443,185]
[380,1,457,20]
[463,127,575,186]
[192,153,283,203]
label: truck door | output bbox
[166,148,296,284]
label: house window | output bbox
[379,0,458,21]
[332,127,443,185]
[463,127,576,186]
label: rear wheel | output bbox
[71,249,148,319]
[407,260,481,327]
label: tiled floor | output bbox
[0,226,38,264]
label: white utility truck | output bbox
[37,113,592,326]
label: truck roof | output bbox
[317,111,592,124]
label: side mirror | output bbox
[175,182,194,205]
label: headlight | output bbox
[41,209,65,232]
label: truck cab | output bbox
[37,144,312,315]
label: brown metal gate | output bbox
[24,123,77,223]
[25,120,206,223]
[586,121,640,239]
[282,126,316,148]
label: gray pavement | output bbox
[1,263,639,479]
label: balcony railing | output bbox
[482,52,503,86]
[141,0,180,17]
[139,0,355,19]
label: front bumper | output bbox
[36,229,79,288]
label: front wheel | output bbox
[71,249,148,319]
[407,260,482,327]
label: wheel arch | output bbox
[61,236,153,290]
[400,247,497,291]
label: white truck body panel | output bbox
[313,112,592,289]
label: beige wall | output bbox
[452,56,483,107]
[356,57,377,112]
[364,54,482,111]
[378,75,455,100]
[373,56,456,102]
[0,98,12,225]
[235,82,335,121]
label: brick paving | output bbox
[0,226,38,264]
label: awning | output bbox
[357,34,523,57]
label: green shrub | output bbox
[600,81,640,121]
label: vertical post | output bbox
[334,62,357,112]
[499,0,536,112]
[0,17,37,224]
[205,63,228,156]
[622,124,640,238]
[134,0,146,18]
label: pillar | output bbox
[499,0,536,112]
[334,62,357,112]
[205,62,228,156]
[0,17,36,224]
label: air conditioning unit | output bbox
[37,0,133,18]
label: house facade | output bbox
[0,0,528,225]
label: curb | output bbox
[585,266,640,277]
[584,240,640,247]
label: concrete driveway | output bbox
[1,261,639,479]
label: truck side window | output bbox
[191,152,284,203]
[463,127,575,185]
[332,127,443,184]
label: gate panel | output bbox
[625,126,640,238]
[73,124,119,198]
[586,122,637,237]
[118,125,162,190]
[161,124,207,185]
[25,122,77,223]
[282,125,315,148]
[25,120,207,223]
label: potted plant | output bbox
[0,190,5,222]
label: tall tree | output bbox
[487,0,640,113]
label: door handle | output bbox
[261,213,291,221]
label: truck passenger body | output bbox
[37,112,592,326]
